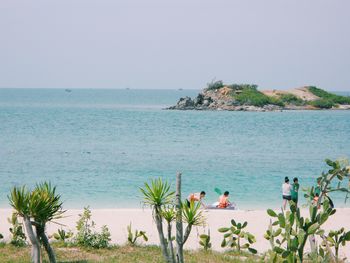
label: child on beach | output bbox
[282,177,292,210]
[187,191,206,208]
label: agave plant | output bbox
[8,182,65,263]
[140,174,206,263]
[140,178,174,262]
[182,201,205,244]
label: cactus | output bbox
[199,230,212,251]
[265,201,335,262]
[127,223,148,246]
[218,219,257,254]
[320,228,350,261]
[52,228,73,242]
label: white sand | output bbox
[1,208,349,259]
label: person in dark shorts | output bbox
[282,177,292,210]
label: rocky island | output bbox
[167,81,350,111]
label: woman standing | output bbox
[282,177,292,210]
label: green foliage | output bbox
[233,87,283,107]
[219,219,257,254]
[279,93,305,106]
[234,87,272,107]
[182,201,205,226]
[309,99,335,109]
[8,182,65,226]
[308,86,350,105]
[304,158,350,204]
[205,80,224,91]
[199,230,212,251]
[8,212,26,247]
[320,227,350,260]
[265,158,350,262]
[75,207,111,248]
[140,178,175,209]
[127,223,148,246]
[52,228,73,242]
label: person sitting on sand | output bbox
[291,177,299,206]
[282,177,292,210]
[218,191,231,208]
[186,191,206,208]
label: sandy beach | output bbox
[1,207,349,259]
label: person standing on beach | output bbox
[187,191,206,208]
[291,177,299,206]
[282,177,292,210]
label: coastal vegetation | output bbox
[0,159,349,262]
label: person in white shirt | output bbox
[282,177,292,210]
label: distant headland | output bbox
[167,81,350,111]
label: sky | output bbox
[1,0,350,91]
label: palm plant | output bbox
[182,201,205,244]
[140,178,174,262]
[8,182,65,263]
[140,175,206,263]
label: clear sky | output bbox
[1,0,349,90]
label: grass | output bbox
[0,243,260,263]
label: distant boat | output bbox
[125,87,130,90]
[65,89,72,93]
[178,88,183,91]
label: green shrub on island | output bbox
[219,220,257,254]
[309,99,335,109]
[234,87,276,107]
[308,86,350,105]
[205,80,224,91]
[279,93,305,106]
[75,207,111,249]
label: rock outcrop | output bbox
[167,83,350,111]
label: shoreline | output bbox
[1,208,349,258]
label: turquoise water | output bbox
[1,88,350,209]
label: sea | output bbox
[1,88,350,209]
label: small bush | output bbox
[205,80,224,91]
[235,88,272,107]
[309,99,335,109]
[75,207,111,248]
[308,86,350,105]
[8,212,26,247]
[279,94,304,106]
